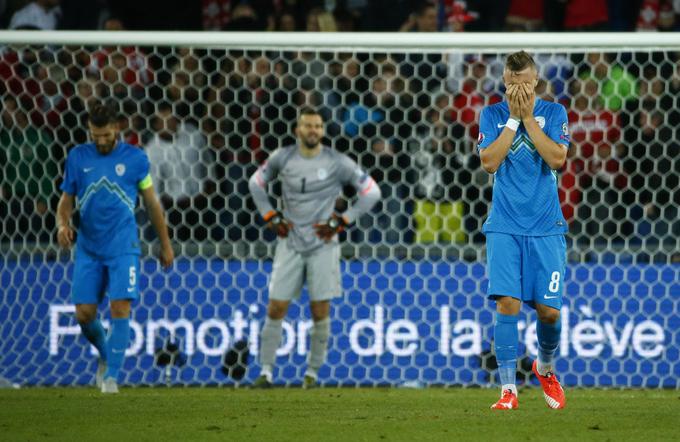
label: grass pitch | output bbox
[1,387,678,441]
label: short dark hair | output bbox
[87,101,118,127]
[298,106,321,120]
[415,1,436,16]
[505,51,536,72]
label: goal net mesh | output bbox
[1,39,678,387]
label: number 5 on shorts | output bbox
[129,266,136,286]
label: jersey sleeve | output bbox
[477,107,496,150]
[248,149,284,219]
[59,149,78,195]
[548,104,570,148]
[253,149,282,186]
[338,154,369,189]
[137,150,153,190]
[338,154,381,224]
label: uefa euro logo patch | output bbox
[477,132,485,146]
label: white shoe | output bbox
[96,359,106,388]
[101,377,119,394]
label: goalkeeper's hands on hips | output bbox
[314,214,348,241]
[263,210,292,238]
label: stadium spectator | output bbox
[145,103,215,241]
[635,0,676,31]
[441,0,478,32]
[0,96,58,242]
[359,138,413,244]
[579,52,638,112]
[411,97,469,244]
[222,2,262,31]
[87,20,154,99]
[272,9,297,31]
[563,0,609,31]
[306,7,337,31]
[504,0,544,31]
[399,1,439,32]
[561,77,621,224]
[9,0,60,30]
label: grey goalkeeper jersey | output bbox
[249,145,381,252]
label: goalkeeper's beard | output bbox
[301,134,320,150]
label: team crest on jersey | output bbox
[115,163,126,176]
[317,168,328,180]
[477,132,485,146]
[535,116,545,128]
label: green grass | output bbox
[1,387,678,441]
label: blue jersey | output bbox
[477,98,570,236]
[60,142,151,258]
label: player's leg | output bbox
[101,255,139,393]
[486,232,522,409]
[304,243,341,387]
[71,249,107,386]
[530,235,567,409]
[255,299,291,387]
[75,304,107,387]
[256,239,303,387]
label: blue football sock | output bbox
[494,312,519,388]
[537,318,561,372]
[104,318,130,381]
[79,319,107,362]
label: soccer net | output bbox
[0,32,678,388]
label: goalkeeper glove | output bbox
[314,214,348,241]
[263,210,292,238]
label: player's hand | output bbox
[519,82,535,120]
[264,211,292,238]
[506,84,522,119]
[159,242,174,269]
[314,214,348,241]
[57,225,74,249]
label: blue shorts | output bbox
[485,232,566,310]
[71,248,140,305]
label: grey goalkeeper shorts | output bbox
[268,239,342,302]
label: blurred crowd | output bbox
[0,1,679,262]
[2,0,680,32]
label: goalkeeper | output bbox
[248,107,381,388]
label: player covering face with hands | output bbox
[248,107,381,388]
[57,102,174,394]
[477,52,570,410]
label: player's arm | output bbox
[56,192,75,249]
[519,83,567,170]
[479,85,522,174]
[140,181,174,269]
[248,152,291,237]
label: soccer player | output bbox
[248,107,381,388]
[477,51,569,409]
[56,102,174,394]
